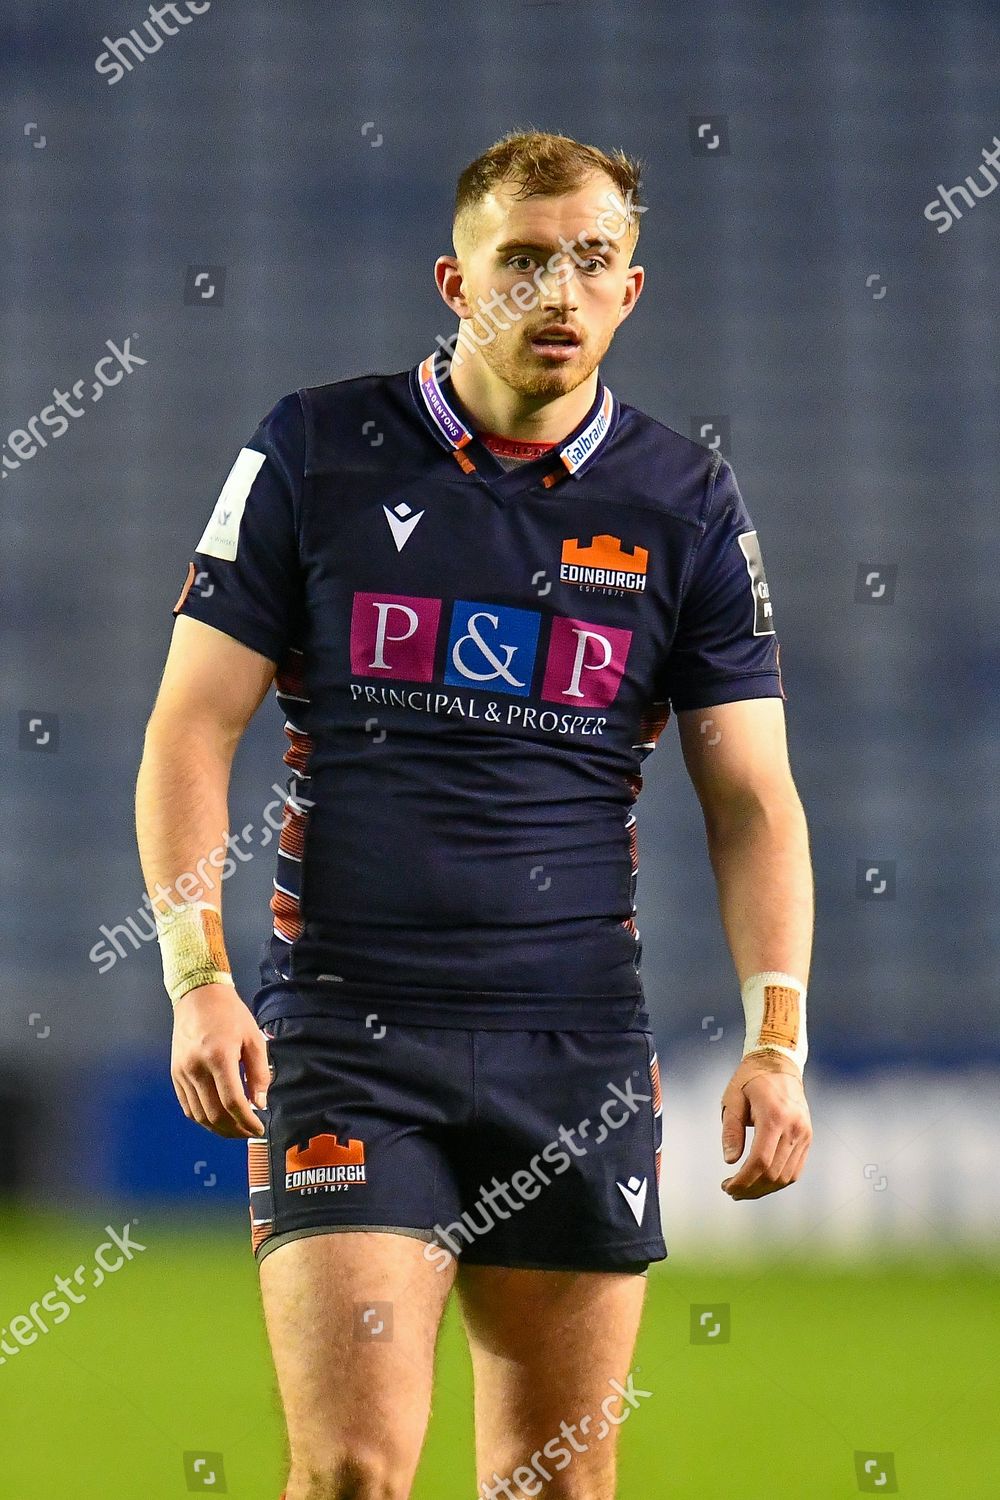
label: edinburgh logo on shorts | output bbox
[560,534,648,595]
[285,1133,367,1194]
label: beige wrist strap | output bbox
[154,901,233,1006]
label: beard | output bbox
[465,322,613,401]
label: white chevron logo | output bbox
[383,500,425,551]
[617,1175,648,1226]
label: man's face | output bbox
[448,173,644,401]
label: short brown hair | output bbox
[453,129,644,254]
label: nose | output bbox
[535,260,579,313]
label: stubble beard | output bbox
[476,326,611,402]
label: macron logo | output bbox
[617,1175,648,1226]
[383,500,425,552]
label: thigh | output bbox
[260,1230,456,1475]
[457,1263,647,1498]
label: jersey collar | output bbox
[409,349,619,487]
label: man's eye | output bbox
[581,256,607,273]
[507,255,534,271]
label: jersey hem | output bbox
[252,983,650,1032]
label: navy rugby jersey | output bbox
[173,354,785,1028]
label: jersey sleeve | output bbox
[171,391,305,663]
[661,456,786,711]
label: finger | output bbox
[185,1063,247,1138]
[728,1175,783,1201]
[729,1132,812,1199]
[721,1099,748,1165]
[242,1029,271,1110]
[171,1073,192,1119]
[779,1134,812,1185]
[769,1111,813,1181]
[722,1122,783,1194]
[175,1073,211,1130]
[207,1054,266,1137]
[185,1071,235,1135]
[767,1131,803,1185]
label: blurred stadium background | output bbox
[2,1,998,1495]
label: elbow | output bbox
[702,783,807,846]
[139,704,239,774]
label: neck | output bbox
[447,346,599,444]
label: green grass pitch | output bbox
[1,1210,997,1498]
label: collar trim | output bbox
[478,430,558,458]
[416,353,475,449]
[413,352,616,481]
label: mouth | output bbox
[528,325,582,361]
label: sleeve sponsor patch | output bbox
[737,530,776,636]
[196,447,267,561]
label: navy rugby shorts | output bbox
[247,1011,667,1272]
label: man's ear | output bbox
[617,264,645,324]
[434,255,471,319]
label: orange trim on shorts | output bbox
[650,1054,662,1113]
[172,561,196,614]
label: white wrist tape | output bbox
[740,971,808,1073]
[154,900,233,1007]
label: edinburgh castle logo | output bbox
[560,535,648,594]
[285,1133,367,1193]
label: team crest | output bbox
[560,534,648,595]
[285,1133,367,1193]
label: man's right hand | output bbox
[170,983,270,1138]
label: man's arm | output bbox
[677,696,813,984]
[676,696,814,1200]
[135,613,277,1138]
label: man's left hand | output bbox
[720,1052,813,1200]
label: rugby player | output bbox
[135,130,814,1500]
